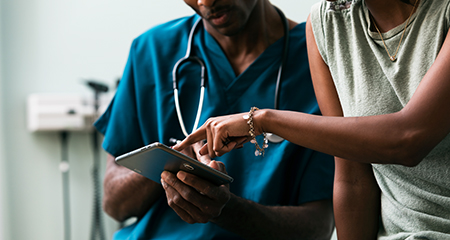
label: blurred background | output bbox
[0,0,333,239]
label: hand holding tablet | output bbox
[115,142,233,186]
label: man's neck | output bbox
[205,3,295,76]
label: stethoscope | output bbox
[172,7,289,143]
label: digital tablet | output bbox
[115,142,233,186]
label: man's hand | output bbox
[161,142,231,224]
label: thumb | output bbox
[199,143,209,156]
[209,160,220,170]
[209,160,227,174]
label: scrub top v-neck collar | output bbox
[200,23,300,105]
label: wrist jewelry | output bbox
[243,107,268,156]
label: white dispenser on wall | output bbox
[27,93,110,132]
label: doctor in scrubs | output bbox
[94,0,335,239]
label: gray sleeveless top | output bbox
[311,0,450,239]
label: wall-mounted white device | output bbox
[27,93,111,132]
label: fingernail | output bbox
[177,171,186,181]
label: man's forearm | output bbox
[211,194,334,240]
[103,154,164,221]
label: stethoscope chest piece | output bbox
[266,133,284,143]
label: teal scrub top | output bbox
[95,15,334,240]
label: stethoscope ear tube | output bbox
[173,88,189,137]
[273,6,289,111]
[172,56,206,90]
[174,87,205,137]
[172,56,206,137]
[172,17,206,137]
[172,17,204,90]
[267,7,289,143]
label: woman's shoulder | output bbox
[310,0,361,18]
[309,0,363,36]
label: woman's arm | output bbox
[305,17,380,239]
[258,25,450,166]
[176,28,450,166]
[333,159,380,239]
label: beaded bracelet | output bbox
[243,107,268,156]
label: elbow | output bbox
[394,155,422,167]
[103,196,126,222]
[102,194,133,222]
[386,145,422,167]
[315,222,335,240]
[382,131,430,167]
[399,155,423,167]
[303,200,335,240]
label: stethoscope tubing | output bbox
[172,18,206,137]
[274,7,289,110]
[172,8,289,142]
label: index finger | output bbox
[173,125,207,151]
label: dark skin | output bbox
[175,0,450,239]
[175,0,441,167]
[102,0,335,239]
[160,143,334,240]
[185,0,297,75]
